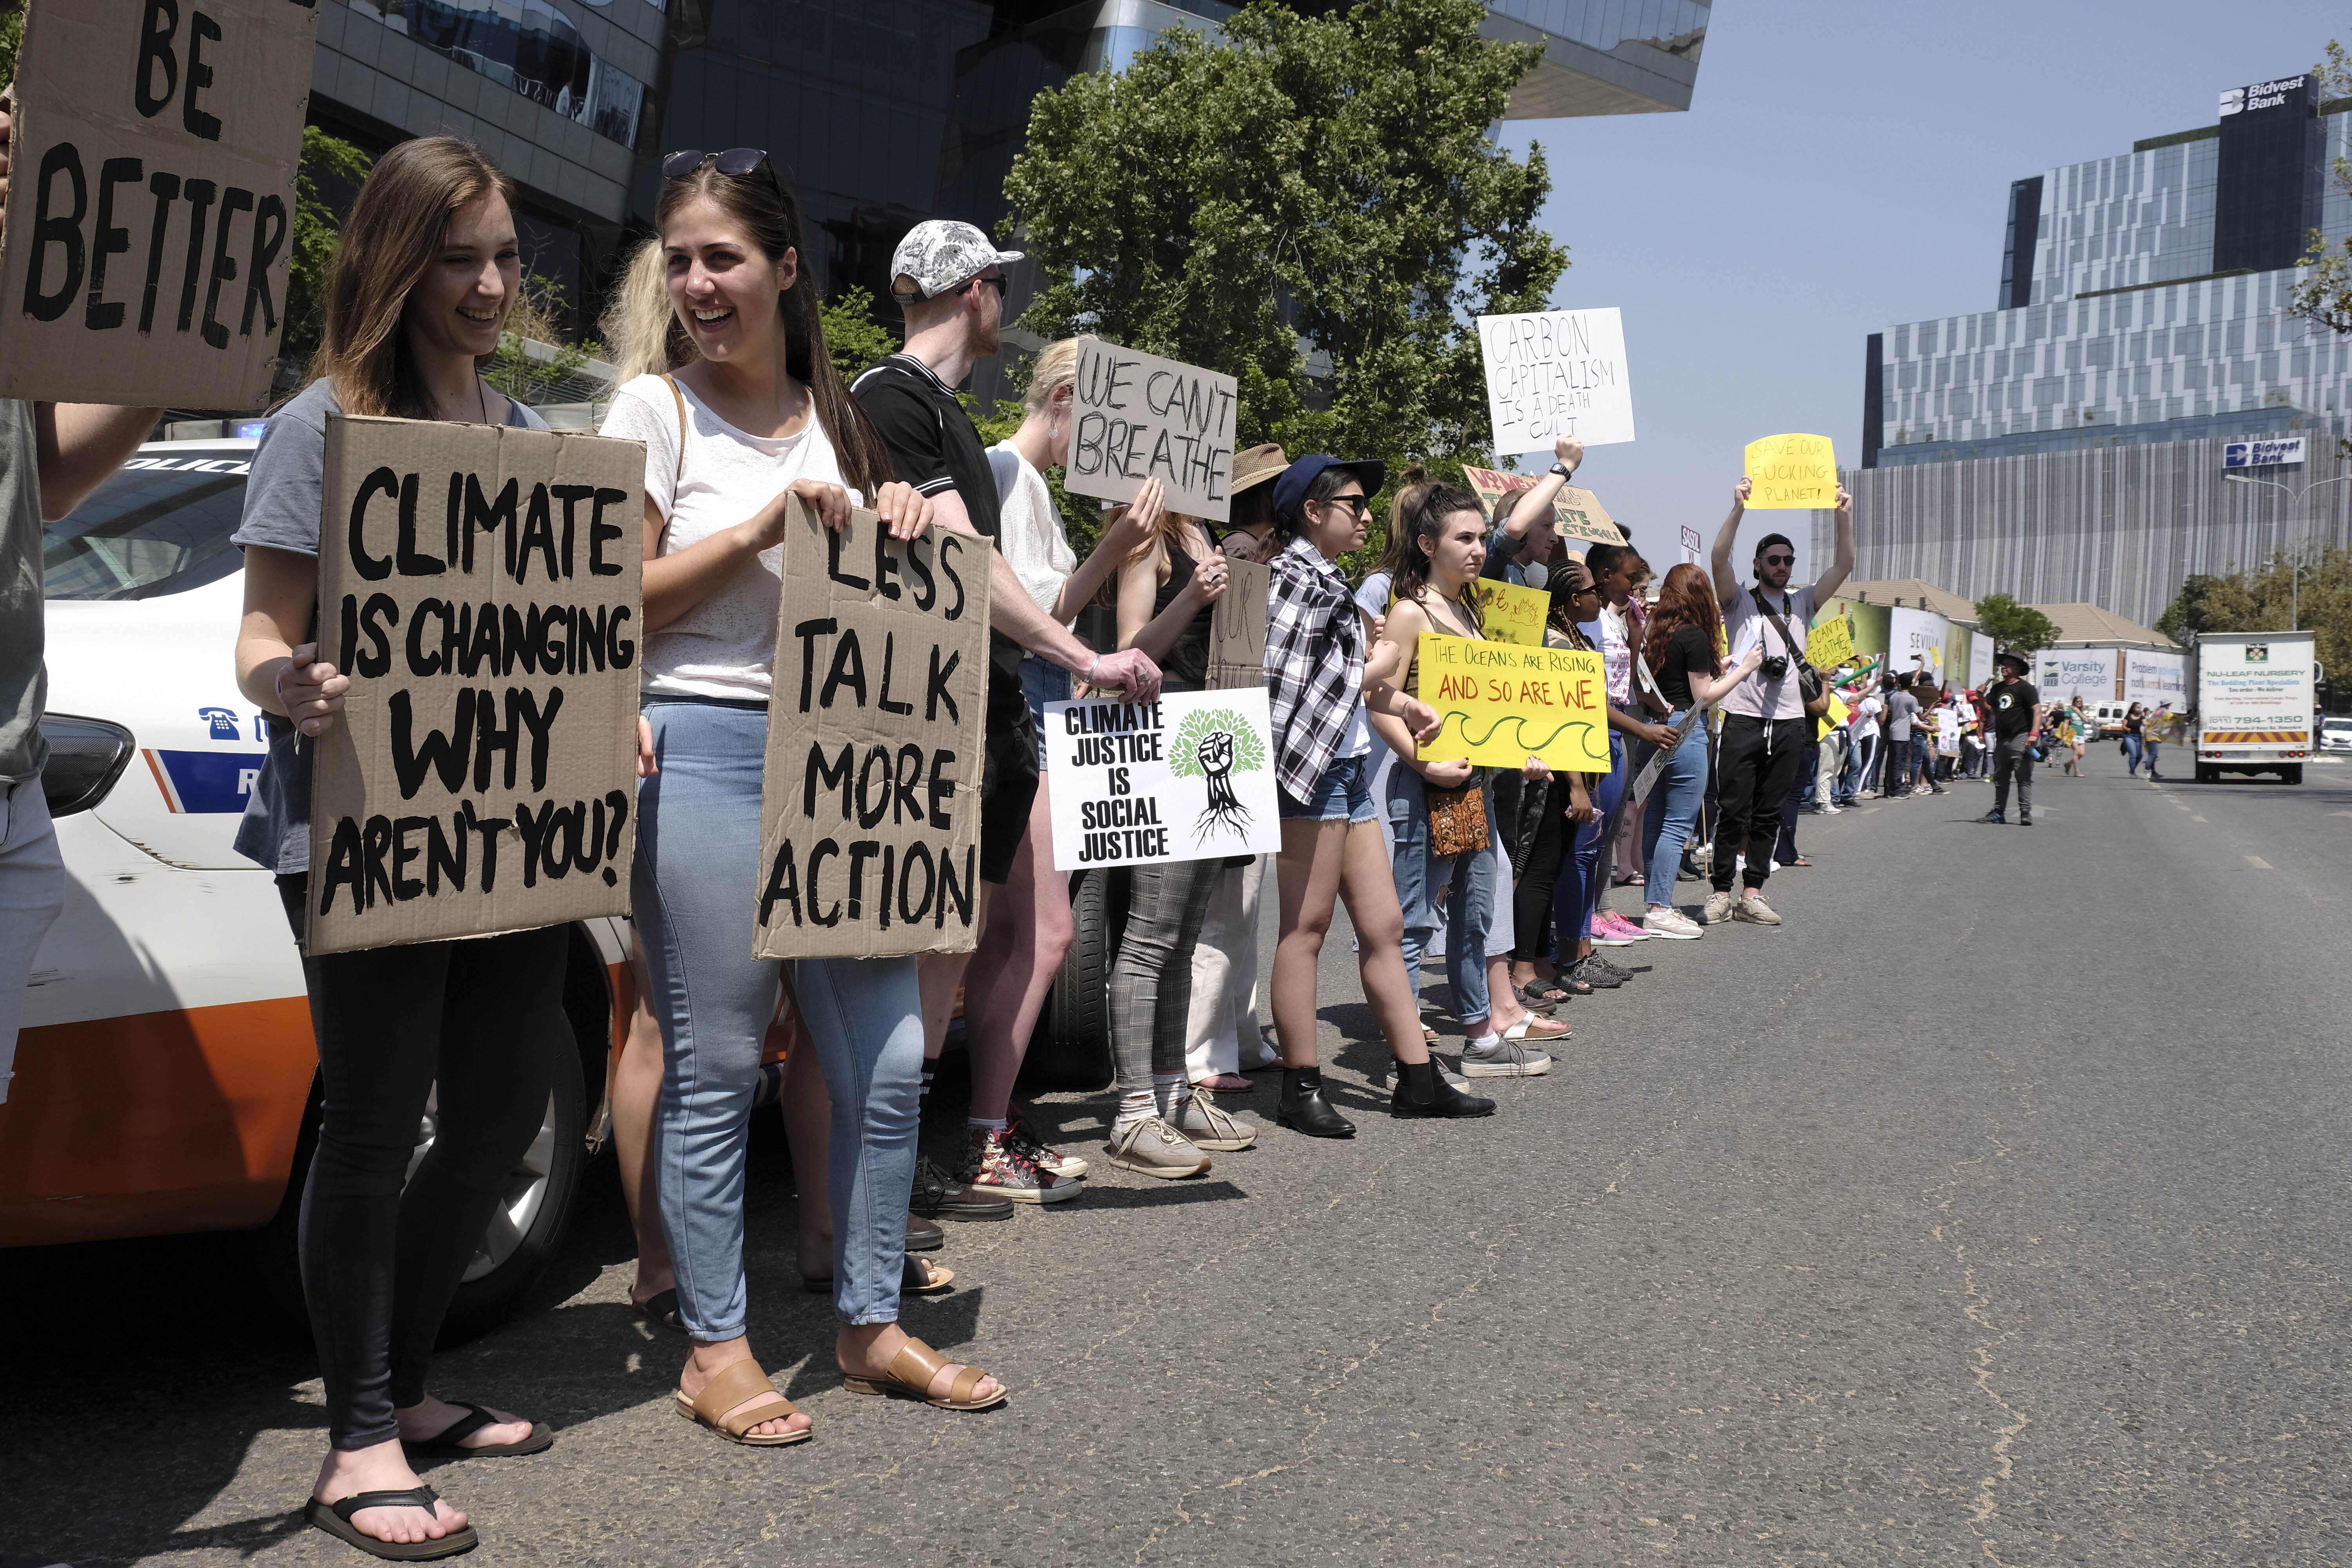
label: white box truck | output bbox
[2193,630,2320,784]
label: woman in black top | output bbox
[2123,701,2146,777]
[1631,564,1761,938]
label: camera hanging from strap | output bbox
[1751,587,1830,717]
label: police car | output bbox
[6,437,632,1340]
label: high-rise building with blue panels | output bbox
[1840,74,2352,629]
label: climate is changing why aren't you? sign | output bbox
[753,501,991,960]
[307,417,646,955]
[0,0,321,407]
[1044,690,1283,872]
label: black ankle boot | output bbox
[1276,1068,1355,1138]
[1390,1059,1496,1120]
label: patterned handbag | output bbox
[1425,775,1491,857]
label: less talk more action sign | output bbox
[0,0,321,407]
[307,417,646,955]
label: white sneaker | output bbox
[1822,803,1843,814]
[1732,891,1782,926]
[1642,907,1703,940]
[1702,889,1735,924]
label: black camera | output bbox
[1759,654,1789,680]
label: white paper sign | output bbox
[1477,307,1636,451]
[1679,524,1703,567]
[1044,689,1282,871]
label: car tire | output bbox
[246,1011,589,1347]
[1022,867,1123,1093]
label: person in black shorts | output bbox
[852,220,1162,1203]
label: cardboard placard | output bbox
[1472,578,1548,646]
[1063,338,1239,522]
[307,417,645,954]
[1043,690,1283,872]
[751,502,990,960]
[1459,465,1625,547]
[1205,557,1270,690]
[1476,307,1636,450]
[0,0,321,407]
[1805,613,1854,671]
[1627,706,1706,808]
[1414,634,1611,772]
[1742,433,1838,509]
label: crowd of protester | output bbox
[0,129,2124,1561]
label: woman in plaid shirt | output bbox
[1261,456,1498,1138]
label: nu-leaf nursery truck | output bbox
[2194,630,2319,784]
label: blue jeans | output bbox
[1840,732,1875,800]
[1555,730,1626,944]
[1388,767,1494,1028]
[1639,713,1708,909]
[1278,751,1378,823]
[2122,734,2144,774]
[636,700,924,1336]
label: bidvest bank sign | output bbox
[2220,76,2305,117]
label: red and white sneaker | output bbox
[1005,1104,1089,1180]
[956,1126,1080,1204]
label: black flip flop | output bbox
[305,1486,480,1560]
[402,1403,555,1460]
[1516,979,1569,1009]
[633,1288,685,1334]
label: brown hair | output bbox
[600,159,895,499]
[307,138,514,420]
[1642,563,1725,679]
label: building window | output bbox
[348,0,648,148]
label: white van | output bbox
[2086,701,2132,739]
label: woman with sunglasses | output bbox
[1263,457,1494,1136]
[598,147,1004,1445]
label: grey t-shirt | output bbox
[230,381,546,874]
[1,400,47,786]
[1886,690,1919,742]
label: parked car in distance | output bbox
[2321,716,2352,753]
[2086,700,2133,738]
[6,437,634,1342]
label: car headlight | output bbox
[38,714,136,817]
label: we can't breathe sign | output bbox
[307,417,646,955]
[0,0,321,408]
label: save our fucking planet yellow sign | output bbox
[1414,635,1612,771]
[1743,433,1838,509]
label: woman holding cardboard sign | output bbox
[230,138,579,1561]
[598,148,1011,1442]
[1263,456,1494,1134]
[1365,483,1570,1078]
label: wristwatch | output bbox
[1548,461,1576,481]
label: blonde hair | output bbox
[1022,337,1083,414]
[307,138,514,420]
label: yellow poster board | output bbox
[1743,433,1838,509]
[1805,613,1854,671]
[1471,580,1549,646]
[1415,634,1611,771]
[1815,692,1850,743]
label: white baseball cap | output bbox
[889,220,1024,302]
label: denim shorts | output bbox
[1019,655,1071,769]
[1278,752,1377,823]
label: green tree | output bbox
[818,285,898,386]
[1973,592,2060,657]
[2290,41,2352,338]
[286,126,376,366]
[2156,549,2352,689]
[1002,0,1566,539]
[486,273,604,406]
[0,2,22,89]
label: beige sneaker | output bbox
[1732,891,1782,926]
[1642,906,1703,940]
[1105,1116,1211,1179]
[1169,1089,1257,1152]
[1702,889,1735,924]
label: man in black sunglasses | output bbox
[1703,475,1855,927]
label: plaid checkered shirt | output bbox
[1264,537,1366,802]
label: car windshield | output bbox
[43,450,252,601]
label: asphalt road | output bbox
[7,750,2350,1567]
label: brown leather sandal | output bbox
[672,1359,811,1445]
[840,1337,1007,1411]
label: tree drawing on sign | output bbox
[1167,708,1265,843]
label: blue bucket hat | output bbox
[1271,454,1387,527]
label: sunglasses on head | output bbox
[662,147,775,183]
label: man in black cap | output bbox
[1982,650,2043,826]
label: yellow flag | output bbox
[1414,634,1612,771]
[1743,433,1838,509]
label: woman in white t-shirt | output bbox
[597,149,1004,1444]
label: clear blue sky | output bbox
[1498,0,2350,586]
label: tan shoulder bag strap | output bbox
[661,374,688,490]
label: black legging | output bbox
[276,876,565,1451]
[1512,777,1569,962]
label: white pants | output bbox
[1184,855,1268,1080]
[0,779,67,1105]
[1816,732,1844,802]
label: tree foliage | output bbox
[287,126,376,366]
[1973,592,2060,657]
[486,273,604,405]
[0,2,22,90]
[1002,0,1566,531]
[2290,40,2352,334]
[2157,550,2352,692]
[818,285,898,387]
